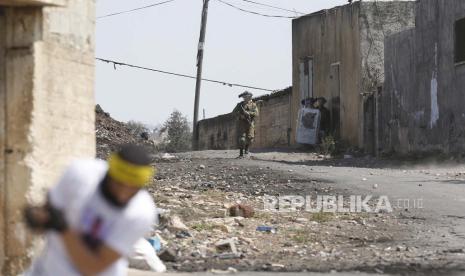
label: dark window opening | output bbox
[455,17,465,63]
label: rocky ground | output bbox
[145,152,465,275]
[94,110,465,275]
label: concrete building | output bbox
[198,2,418,153]
[0,1,95,275]
[381,0,465,155]
[291,0,415,153]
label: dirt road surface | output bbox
[145,150,465,275]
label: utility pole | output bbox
[193,0,210,150]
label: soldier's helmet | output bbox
[238,91,253,98]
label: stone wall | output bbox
[253,88,292,149]
[198,88,292,150]
[198,113,237,150]
[382,0,465,155]
[0,1,95,274]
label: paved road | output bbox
[185,150,465,250]
[250,156,465,248]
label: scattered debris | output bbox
[175,230,192,239]
[443,248,465,254]
[215,238,238,255]
[256,226,277,233]
[162,215,189,232]
[129,238,167,272]
[210,267,238,274]
[228,204,255,218]
[147,236,163,252]
[158,248,177,262]
[162,153,176,160]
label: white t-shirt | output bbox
[25,159,156,276]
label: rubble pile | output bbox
[95,105,153,159]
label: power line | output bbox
[97,0,176,19]
[215,0,296,19]
[239,0,305,15]
[96,57,275,92]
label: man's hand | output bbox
[24,203,68,232]
[24,206,50,231]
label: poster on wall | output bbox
[296,108,320,145]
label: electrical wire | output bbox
[215,0,296,19]
[96,57,275,92]
[239,0,305,15]
[97,0,176,19]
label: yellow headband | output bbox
[108,153,156,188]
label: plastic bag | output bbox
[129,238,167,272]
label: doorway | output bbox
[299,57,313,101]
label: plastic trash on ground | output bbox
[129,238,167,272]
[256,225,277,233]
[147,236,163,252]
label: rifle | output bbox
[239,104,253,124]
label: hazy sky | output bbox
[95,0,347,127]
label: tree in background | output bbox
[126,120,150,140]
[162,110,191,152]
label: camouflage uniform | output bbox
[233,99,259,156]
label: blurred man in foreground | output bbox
[24,144,157,276]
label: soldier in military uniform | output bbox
[233,91,259,158]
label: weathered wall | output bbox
[359,1,416,92]
[253,88,292,148]
[198,113,237,150]
[30,0,96,196]
[291,1,415,151]
[2,9,40,274]
[382,0,465,155]
[292,4,362,147]
[0,7,6,272]
[359,1,415,152]
[198,88,292,150]
[382,29,417,154]
[0,1,95,274]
